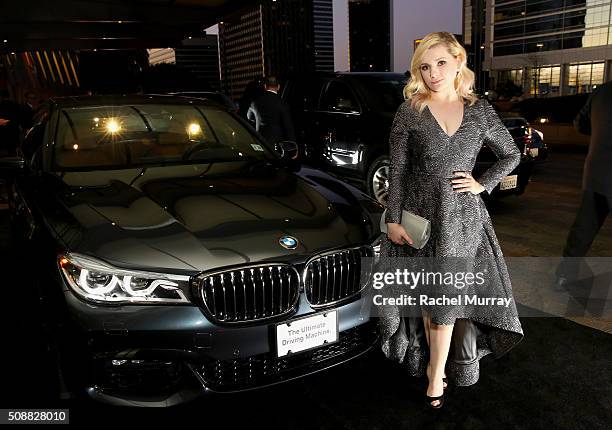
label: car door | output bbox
[315,80,365,176]
[282,76,326,161]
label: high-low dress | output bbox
[378,98,524,386]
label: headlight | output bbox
[58,253,190,305]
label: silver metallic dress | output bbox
[378,98,524,386]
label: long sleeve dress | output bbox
[377,98,524,386]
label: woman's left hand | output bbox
[451,171,485,195]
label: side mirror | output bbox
[0,156,25,177]
[276,140,299,161]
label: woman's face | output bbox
[419,43,461,94]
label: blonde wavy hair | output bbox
[403,32,478,112]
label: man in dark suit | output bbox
[239,77,264,120]
[20,90,38,130]
[247,76,296,146]
[557,81,612,287]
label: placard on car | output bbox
[275,310,339,357]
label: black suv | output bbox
[1,95,381,406]
[281,72,533,204]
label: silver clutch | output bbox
[380,208,431,249]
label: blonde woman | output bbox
[378,32,524,409]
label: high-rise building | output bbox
[463,0,489,93]
[176,36,221,91]
[219,7,263,100]
[219,0,334,100]
[483,0,612,98]
[148,48,176,66]
[348,0,391,72]
[313,0,335,72]
[147,36,221,91]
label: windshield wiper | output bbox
[129,167,147,186]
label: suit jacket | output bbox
[247,90,296,144]
[574,81,612,197]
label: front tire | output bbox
[366,155,389,205]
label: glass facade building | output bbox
[493,0,612,55]
[483,0,612,98]
[568,60,605,92]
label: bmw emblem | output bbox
[279,236,298,250]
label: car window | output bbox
[321,81,360,113]
[283,78,325,111]
[352,76,407,112]
[53,104,273,170]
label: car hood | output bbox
[52,160,382,273]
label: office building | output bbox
[483,0,612,98]
[176,36,221,91]
[219,0,334,100]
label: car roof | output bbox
[49,94,223,108]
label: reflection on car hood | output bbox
[54,161,381,273]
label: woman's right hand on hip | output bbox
[386,223,413,246]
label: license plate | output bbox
[500,175,518,190]
[529,148,539,157]
[275,310,338,357]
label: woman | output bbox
[378,32,524,409]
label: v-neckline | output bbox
[425,102,467,139]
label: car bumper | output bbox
[527,145,548,163]
[474,157,533,198]
[62,290,377,407]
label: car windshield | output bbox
[174,93,236,110]
[54,104,272,170]
[354,76,407,112]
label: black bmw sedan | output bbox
[1,95,382,406]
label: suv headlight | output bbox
[58,253,190,305]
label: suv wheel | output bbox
[366,155,389,205]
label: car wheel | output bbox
[366,155,389,205]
